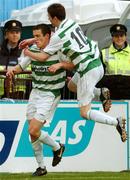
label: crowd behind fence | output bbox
[0,70,77,100]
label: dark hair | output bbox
[32,24,51,37]
[47,3,66,21]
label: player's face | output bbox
[112,33,126,48]
[33,29,49,49]
[48,13,57,27]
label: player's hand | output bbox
[6,69,15,79]
[48,63,62,73]
[19,38,35,49]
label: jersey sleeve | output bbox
[44,33,63,55]
[57,51,71,62]
[18,51,31,70]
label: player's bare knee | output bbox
[29,126,38,137]
[80,105,91,120]
[80,111,88,120]
[67,80,77,93]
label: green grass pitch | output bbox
[0,171,130,180]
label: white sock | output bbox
[38,131,60,151]
[87,110,118,126]
[32,139,45,169]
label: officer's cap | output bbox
[110,24,127,36]
[4,20,22,32]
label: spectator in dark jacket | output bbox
[0,20,31,99]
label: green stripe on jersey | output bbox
[63,40,71,48]
[32,60,59,66]
[79,58,101,77]
[62,38,93,61]
[29,44,66,94]
[29,46,40,52]
[59,21,76,38]
[33,69,64,76]
[33,76,66,85]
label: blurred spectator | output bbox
[97,24,130,99]
[0,20,31,99]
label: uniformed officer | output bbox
[0,20,22,69]
[0,20,31,99]
[102,24,129,75]
[97,24,130,99]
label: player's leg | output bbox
[80,105,127,142]
[27,90,47,176]
[28,90,65,168]
[94,87,111,112]
[37,93,65,167]
[67,73,78,93]
[28,120,47,176]
[38,129,65,167]
[68,72,111,112]
[78,66,127,142]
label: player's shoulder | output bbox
[29,44,40,52]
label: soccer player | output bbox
[6,23,74,176]
[20,3,127,142]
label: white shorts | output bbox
[71,65,104,106]
[26,89,60,123]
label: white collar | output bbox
[57,19,68,29]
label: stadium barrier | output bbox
[0,70,77,100]
[0,100,129,172]
[0,71,129,172]
[0,70,32,100]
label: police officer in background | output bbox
[0,20,31,99]
[97,24,130,99]
[0,20,22,69]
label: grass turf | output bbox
[0,172,130,180]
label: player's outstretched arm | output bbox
[19,38,35,49]
[24,48,49,62]
[48,62,75,73]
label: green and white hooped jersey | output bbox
[44,19,101,77]
[19,45,66,97]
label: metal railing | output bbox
[0,70,77,100]
[0,70,32,100]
